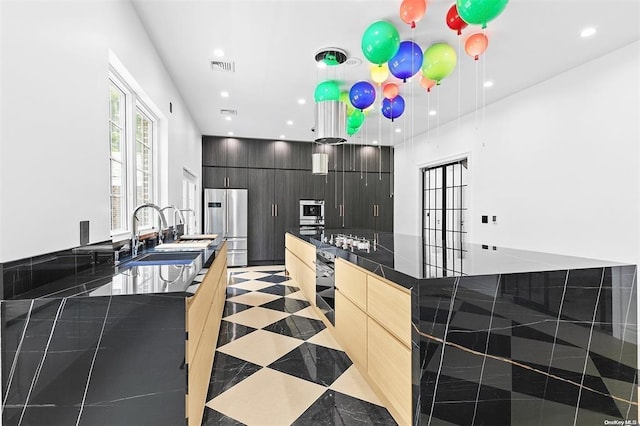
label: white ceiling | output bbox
[132,0,640,146]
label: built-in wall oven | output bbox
[299,199,325,231]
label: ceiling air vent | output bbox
[211,60,235,72]
[220,109,237,116]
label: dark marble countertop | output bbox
[9,238,222,300]
[288,228,626,289]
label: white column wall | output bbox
[0,1,202,262]
[394,41,640,264]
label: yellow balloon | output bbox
[370,63,389,86]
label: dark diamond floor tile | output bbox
[207,352,262,400]
[589,351,638,384]
[268,342,352,387]
[228,276,250,285]
[263,315,326,340]
[292,389,396,425]
[256,274,290,284]
[201,407,246,425]
[223,301,251,318]
[217,320,257,347]
[226,287,250,297]
[257,284,299,296]
[260,298,311,314]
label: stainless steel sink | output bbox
[127,251,200,266]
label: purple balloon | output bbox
[381,95,405,121]
[389,41,423,82]
[349,81,376,110]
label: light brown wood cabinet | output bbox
[185,242,228,426]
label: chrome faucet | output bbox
[179,208,196,234]
[160,205,186,240]
[131,203,168,257]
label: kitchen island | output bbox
[1,238,227,426]
[286,229,638,426]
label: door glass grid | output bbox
[423,160,467,277]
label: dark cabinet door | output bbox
[225,167,248,189]
[274,141,311,170]
[225,138,248,168]
[202,136,226,167]
[203,166,227,188]
[342,172,361,229]
[247,139,274,169]
[324,172,342,228]
[380,146,392,173]
[274,169,305,261]
[358,173,377,230]
[247,169,275,263]
[376,173,393,231]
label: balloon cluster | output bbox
[323,0,509,132]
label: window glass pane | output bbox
[110,84,124,126]
[111,125,121,159]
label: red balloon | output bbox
[446,4,468,35]
[400,0,427,29]
[465,33,489,60]
[420,75,436,93]
[383,83,399,100]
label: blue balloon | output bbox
[381,95,405,121]
[389,41,423,82]
[349,81,376,110]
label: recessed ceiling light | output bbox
[280,134,286,139]
[228,131,234,136]
[429,110,437,116]
[220,91,229,98]
[580,27,596,38]
[214,49,225,57]
[225,116,232,121]
[372,140,378,144]
[316,61,327,69]
[298,98,306,105]
[483,80,494,88]
[286,120,293,125]
[395,128,402,133]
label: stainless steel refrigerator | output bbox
[204,188,248,267]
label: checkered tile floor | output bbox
[187,266,396,425]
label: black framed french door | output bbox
[422,159,468,277]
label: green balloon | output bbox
[421,43,457,83]
[347,110,365,129]
[456,0,508,28]
[347,126,360,136]
[361,20,400,65]
[340,91,356,116]
[314,80,340,102]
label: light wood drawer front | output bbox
[367,318,412,426]
[285,233,294,249]
[285,249,296,280]
[335,290,367,369]
[367,275,411,346]
[299,261,316,305]
[335,258,367,310]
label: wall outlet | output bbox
[481,215,488,224]
[492,215,497,224]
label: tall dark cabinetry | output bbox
[203,136,394,265]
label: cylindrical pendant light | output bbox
[314,100,346,144]
[312,152,329,175]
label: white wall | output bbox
[394,41,640,264]
[0,0,202,262]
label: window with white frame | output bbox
[109,72,157,235]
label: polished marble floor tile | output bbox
[206,367,326,425]
[256,284,299,296]
[217,320,256,347]
[268,342,352,386]
[186,283,199,294]
[329,365,383,406]
[226,286,250,297]
[228,279,273,292]
[260,297,310,314]
[230,271,271,280]
[307,328,342,351]
[223,306,291,329]
[292,389,396,425]
[263,315,326,340]
[257,274,291,284]
[291,305,322,321]
[217,329,303,367]
[226,291,281,307]
[201,407,245,426]
[227,276,250,286]
[206,351,262,400]
[285,290,308,301]
[222,301,251,318]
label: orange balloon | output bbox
[420,75,436,92]
[465,33,489,60]
[400,0,427,29]
[383,83,399,100]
